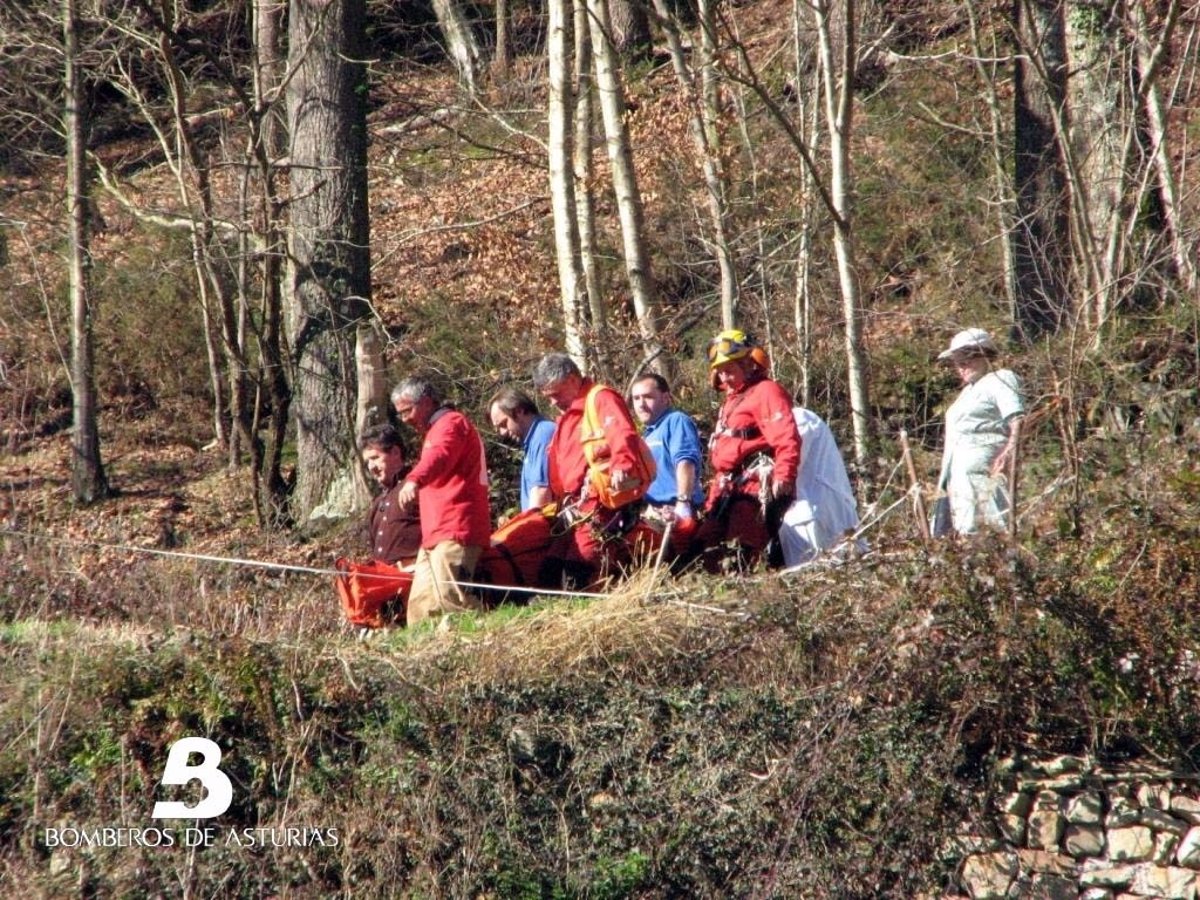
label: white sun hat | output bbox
[937,327,997,361]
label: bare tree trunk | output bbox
[232,0,283,473]
[196,280,227,449]
[792,0,820,407]
[814,0,870,465]
[607,0,652,57]
[1012,0,1072,340]
[549,0,588,367]
[255,216,292,526]
[287,0,373,523]
[699,0,738,327]
[651,0,738,328]
[1066,0,1125,328]
[64,0,110,504]
[965,1,1019,332]
[586,0,665,372]
[432,0,484,95]
[574,0,606,346]
[493,0,511,79]
[233,169,253,471]
[1135,1,1196,294]
[249,0,292,526]
[355,319,388,437]
[726,55,779,361]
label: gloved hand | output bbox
[673,499,695,521]
[770,478,793,503]
[557,504,582,528]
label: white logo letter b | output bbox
[152,737,233,819]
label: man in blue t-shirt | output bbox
[629,373,705,524]
[488,386,556,513]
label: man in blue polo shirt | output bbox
[629,373,705,524]
[488,386,556,512]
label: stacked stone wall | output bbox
[954,756,1200,899]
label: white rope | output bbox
[2,528,612,600]
[4,528,337,576]
[6,491,906,607]
[452,579,610,601]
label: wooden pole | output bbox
[899,429,932,544]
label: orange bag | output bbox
[477,505,558,596]
[334,558,413,628]
[580,384,656,510]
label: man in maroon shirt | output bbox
[358,423,421,565]
[533,352,646,589]
[334,424,422,631]
[392,375,492,625]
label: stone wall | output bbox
[953,756,1200,899]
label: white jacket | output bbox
[780,408,863,566]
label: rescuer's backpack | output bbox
[580,384,656,510]
[477,504,559,594]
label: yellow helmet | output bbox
[707,329,754,369]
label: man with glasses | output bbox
[533,352,650,588]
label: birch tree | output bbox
[650,0,738,328]
[586,0,665,372]
[432,0,484,95]
[573,0,606,344]
[792,0,822,406]
[720,0,870,460]
[548,0,588,367]
[813,0,870,464]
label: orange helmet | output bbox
[706,329,754,369]
[707,329,770,388]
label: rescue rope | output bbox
[1,527,613,600]
[4,474,913,605]
[3,527,336,576]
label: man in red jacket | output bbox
[392,375,492,624]
[691,330,801,572]
[533,352,647,589]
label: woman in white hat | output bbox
[933,328,1024,535]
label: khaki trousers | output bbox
[406,541,483,625]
